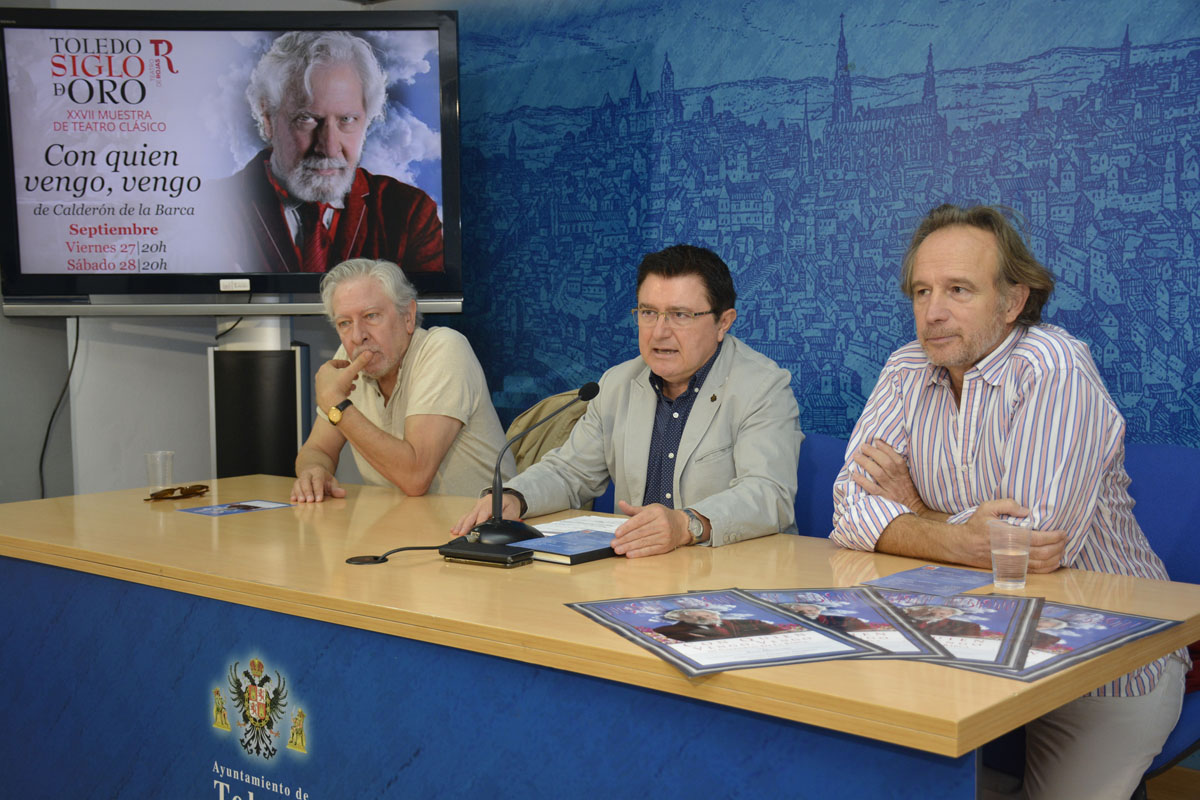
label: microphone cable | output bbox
[40,316,80,499]
[346,538,468,565]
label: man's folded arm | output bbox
[292,419,349,501]
[830,369,915,550]
[334,408,463,496]
[873,513,990,567]
[295,418,345,478]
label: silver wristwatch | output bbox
[682,508,705,545]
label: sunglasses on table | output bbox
[144,484,209,501]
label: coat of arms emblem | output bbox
[227,658,288,759]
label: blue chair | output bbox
[794,431,849,537]
[1125,441,1200,785]
[1125,441,1200,584]
[593,480,615,514]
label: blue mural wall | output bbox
[441,0,1200,447]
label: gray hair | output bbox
[247,31,387,142]
[320,259,422,328]
[900,204,1055,326]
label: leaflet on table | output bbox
[745,587,949,658]
[944,600,1181,682]
[874,590,1042,670]
[534,515,625,535]
[865,565,995,596]
[569,589,882,677]
[181,500,291,516]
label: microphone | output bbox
[469,381,600,546]
[345,381,599,565]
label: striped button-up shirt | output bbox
[832,323,1183,696]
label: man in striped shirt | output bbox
[831,204,1186,799]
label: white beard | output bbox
[273,155,356,204]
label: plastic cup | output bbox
[145,450,174,492]
[988,519,1032,591]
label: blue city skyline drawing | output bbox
[448,1,1200,446]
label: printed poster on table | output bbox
[875,590,1042,670]
[746,587,948,658]
[569,589,880,677]
[864,565,995,596]
[951,601,1181,681]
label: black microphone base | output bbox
[438,535,533,567]
[470,518,544,546]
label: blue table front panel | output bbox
[0,556,975,799]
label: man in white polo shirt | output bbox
[291,258,513,501]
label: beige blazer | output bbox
[507,335,804,545]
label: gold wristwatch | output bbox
[328,398,353,425]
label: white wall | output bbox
[0,314,73,501]
[66,313,362,494]
[68,316,217,492]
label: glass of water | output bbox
[988,519,1032,591]
[145,450,174,493]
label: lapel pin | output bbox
[710,394,717,402]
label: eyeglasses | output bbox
[145,484,209,501]
[631,307,718,328]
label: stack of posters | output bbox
[570,589,878,677]
[569,566,1179,679]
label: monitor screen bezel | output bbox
[0,7,463,312]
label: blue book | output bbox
[510,529,616,565]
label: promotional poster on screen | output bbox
[745,587,948,658]
[2,25,444,276]
[568,590,881,677]
[873,590,1042,669]
[945,600,1181,682]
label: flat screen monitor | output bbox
[0,8,462,315]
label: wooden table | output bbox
[2,475,1197,798]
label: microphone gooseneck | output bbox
[470,381,600,546]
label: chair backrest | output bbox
[795,432,849,538]
[1128,441,1200,778]
[1125,441,1200,585]
[506,389,597,511]
[505,389,590,474]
